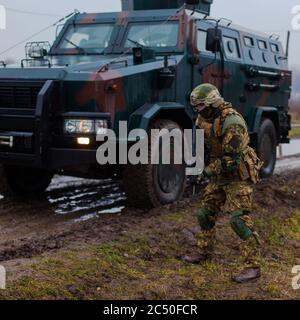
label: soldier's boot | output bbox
[233,235,261,283]
[183,229,216,264]
[230,210,261,283]
[183,208,217,264]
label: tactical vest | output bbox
[197,103,242,159]
[197,103,263,184]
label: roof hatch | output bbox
[121,0,213,15]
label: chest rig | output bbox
[197,103,263,184]
[197,103,241,160]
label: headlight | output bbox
[64,119,94,134]
[64,119,108,134]
[79,120,94,133]
[95,120,108,135]
[65,120,78,133]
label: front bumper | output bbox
[0,125,109,169]
[0,143,98,169]
[0,79,112,170]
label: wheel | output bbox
[257,118,277,178]
[0,165,53,197]
[123,119,186,208]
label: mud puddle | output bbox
[47,176,126,216]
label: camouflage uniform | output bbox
[190,84,263,270]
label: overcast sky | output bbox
[0,0,299,67]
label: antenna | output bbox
[285,30,291,59]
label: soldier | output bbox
[184,83,263,283]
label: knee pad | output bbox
[197,208,216,231]
[230,210,253,240]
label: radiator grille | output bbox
[0,83,43,110]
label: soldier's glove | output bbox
[190,168,211,186]
[221,156,240,174]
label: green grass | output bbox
[1,210,300,300]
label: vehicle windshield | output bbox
[59,24,114,52]
[124,23,179,48]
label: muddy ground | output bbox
[0,165,299,300]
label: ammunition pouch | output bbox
[239,147,263,184]
[197,208,216,231]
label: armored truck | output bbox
[0,0,292,207]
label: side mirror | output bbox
[206,27,222,53]
[132,47,156,65]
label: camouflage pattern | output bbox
[197,229,216,257]
[194,94,261,268]
[190,83,224,109]
[197,102,263,183]
[200,181,253,213]
[240,235,261,268]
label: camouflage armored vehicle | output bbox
[0,0,292,207]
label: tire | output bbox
[257,118,277,178]
[123,119,186,208]
[0,165,53,197]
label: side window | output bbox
[223,36,241,60]
[270,43,280,65]
[244,36,255,61]
[244,36,254,47]
[197,29,209,53]
[258,40,267,50]
[257,40,268,63]
[270,43,279,53]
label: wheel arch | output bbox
[128,102,195,134]
[250,107,280,146]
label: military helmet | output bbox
[190,83,224,111]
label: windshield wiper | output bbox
[127,38,146,48]
[64,38,87,55]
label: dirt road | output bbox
[0,155,298,264]
[0,177,127,262]
[0,156,299,299]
